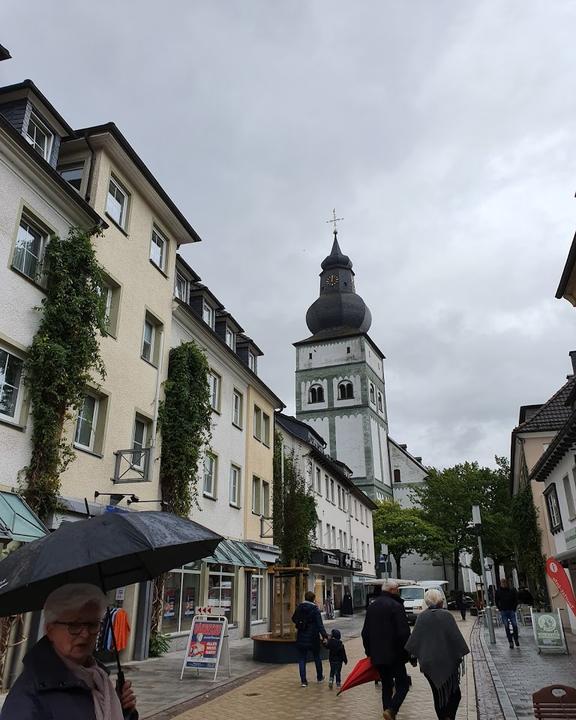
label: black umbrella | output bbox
[0,510,222,693]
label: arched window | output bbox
[338,381,354,400]
[393,469,401,483]
[369,383,376,404]
[377,392,383,412]
[309,384,324,403]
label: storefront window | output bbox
[180,572,201,633]
[162,572,181,634]
[208,564,235,625]
[251,574,264,622]
[162,564,201,635]
[333,578,343,610]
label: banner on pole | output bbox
[180,615,230,681]
[545,557,576,617]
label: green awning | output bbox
[0,491,48,543]
[204,538,266,569]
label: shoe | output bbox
[301,681,308,687]
[383,711,396,720]
[514,640,520,647]
[509,642,514,649]
[329,680,333,689]
[336,682,341,688]
[317,676,324,683]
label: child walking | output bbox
[326,629,347,689]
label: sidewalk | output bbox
[477,617,576,720]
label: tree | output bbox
[273,434,317,565]
[372,500,447,579]
[511,482,547,601]
[480,457,516,582]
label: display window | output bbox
[162,563,201,634]
[208,564,236,625]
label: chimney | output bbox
[570,351,576,376]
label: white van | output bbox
[399,581,448,624]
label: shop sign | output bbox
[531,609,568,654]
[180,615,231,680]
[325,553,340,567]
[351,559,363,571]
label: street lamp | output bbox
[471,505,496,645]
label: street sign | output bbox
[180,615,231,680]
[531,609,569,655]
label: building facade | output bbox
[295,232,391,500]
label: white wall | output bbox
[335,414,366,476]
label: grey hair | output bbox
[382,580,399,593]
[424,588,445,608]
[44,583,108,624]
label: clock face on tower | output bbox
[326,274,339,287]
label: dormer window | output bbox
[175,272,189,302]
[25,113,53,161]
[309,384,324,404]
[202,301,215,329]
[248,351,257,373]
[225,327,235,350]
[59,163,84,192]
[338,381,354,400]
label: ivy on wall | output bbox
[22,227,106,520]
[273,431,318,565]
[511,482,547,602]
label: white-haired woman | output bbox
[405,588,469,720]
[1,583,137,720]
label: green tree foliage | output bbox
[273,433,318,565]
[412,459,514,589]
[22,227,106,519]
[372,500,448,579]
[511,482,547,601]
[158,342,213,517]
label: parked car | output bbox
[447,594,475,611]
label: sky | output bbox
[3,1,576,469]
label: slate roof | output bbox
[514,375,576,434]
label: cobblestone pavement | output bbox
[166,616,477,720]
[481,618,576,720]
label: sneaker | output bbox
[328,680,333,689]
[509,642,514,649]
[317,676,324,683]
[336,682,341,688]
[301,681,308,687]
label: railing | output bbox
[260,515,273,539]
[113,448,151,483]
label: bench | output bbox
[533,685,576,718]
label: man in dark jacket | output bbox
[362,580,411,720]
[495,579,519,649]
[292,591,328,687]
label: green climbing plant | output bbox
[22,226,106,520]
[511,482,547,603]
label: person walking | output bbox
[455,590,467,622]
[292,591,328,687]
[405,588,469,720]
[495,579,520,648]
[361,580,411,720]
[0,583,138,720]
[326,628,348,689]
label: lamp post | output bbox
[472,505,496,644]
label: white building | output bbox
[276,413,376,612]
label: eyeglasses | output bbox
[52,621,101,636]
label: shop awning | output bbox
[204,538,266,569]
[0,491,48,544]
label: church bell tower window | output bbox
[309,384,324,404]
[338,381,354,400]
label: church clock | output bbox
[326,274,339,286]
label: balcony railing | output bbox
[113,448,151,483]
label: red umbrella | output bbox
[337,657,380,695]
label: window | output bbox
[262,481,270,517]
[338,381,354,400]
[59,163,83,191]
[315,467,322,494]
[545,484,562,533]
[337,486,342,509]
[355,500,358,519]
[225,327,235,350]
[253,406,270,445]
[74,394,99,451]
[150,227,167,271]
[99,274,121,337]
[0,347,24,422]
[566,473,576,520]
[132,416,150,470]
[232,390,243,428]
[309,384,324,403]
[377,392,384,412]
[369,382,376,404]
[339,529,343,549]
[202,301,215,329]
[208,371,221,412]
[331,526,336,547]
[161,564,201,635]
[106,177,128,228]
[330,478,335,504]
[325,474,330,498]
[13,216,47,281]
[394,469,401,483]
[208,564,235,625]
[248,351,257,373]
[251,574,264,622]
[252,476,261,514]
[262,412,270,446]
[203,453,217,498]
[343,532,347,551]
[229,464,241,507]
[175,272,189,302]
[25,113,53,160]
[316,520,322,544]
[141,313,163,365]
[362,541,366,561]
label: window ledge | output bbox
[211,408,221,416]
[113,477,152,484]
[73,444,104,459]
[229,503,241,510]
[203,493,217,502]
[105,212,129,236]
[0,416,26,432]
[252,511,263,517]
[232,422,243,431]
[141,355,159,369]
[149,258,169,278]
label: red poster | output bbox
[546,557,576,616]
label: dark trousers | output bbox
[376,662,410,714]
[329,660,342,683]
[297,645,323,683]
[425,675,461,720]
[458,606,466,621]
[500,610,518,642]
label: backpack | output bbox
[292,608,309,631]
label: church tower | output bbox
[294,228,392,500]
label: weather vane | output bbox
[326,208,344,236]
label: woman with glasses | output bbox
[1,583,137,719]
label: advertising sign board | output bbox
[531,609,569,655]
[180,615,230,680]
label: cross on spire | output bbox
[326,208,344,236]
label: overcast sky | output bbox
[3,2,576,469]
